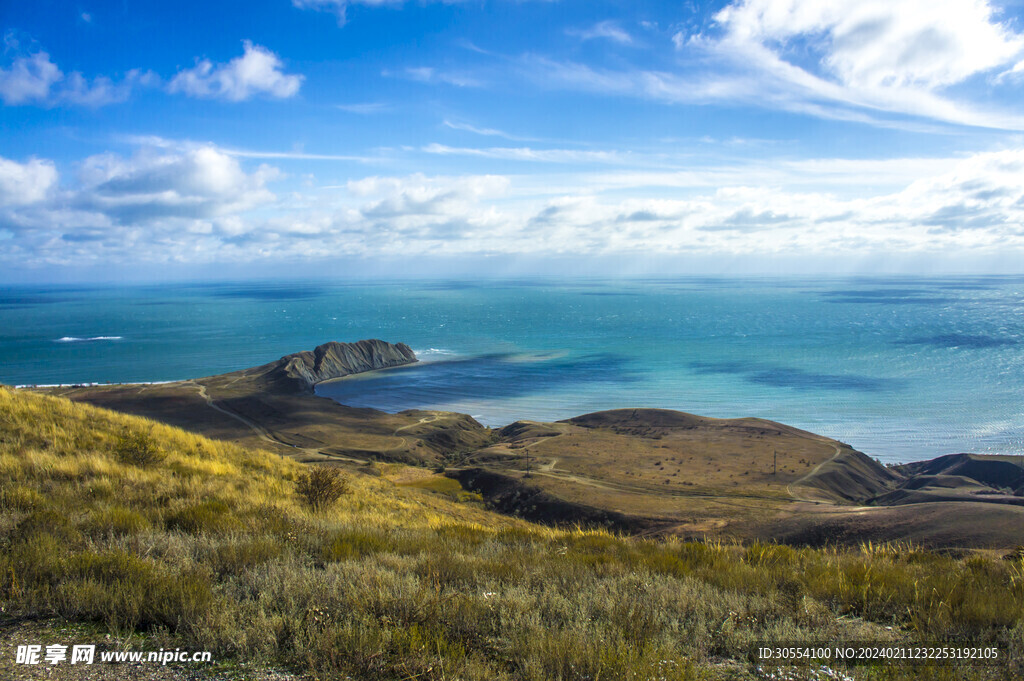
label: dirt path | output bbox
[786,443,844,504]
[394,413,441,433]
[187,381,365,463]
[385,412,448,453]
[539,457,559,472]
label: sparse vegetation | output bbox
[1,387,1022,680]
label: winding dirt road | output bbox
[188,381,365,463]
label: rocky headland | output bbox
[215,339,418,393]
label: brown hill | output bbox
[895,453,1024,491]
[793,448,902,504]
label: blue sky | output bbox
[3,0,1024,281]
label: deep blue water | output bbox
[2,277,1023,462]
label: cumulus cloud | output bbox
[75,146,278,222]
[0,145,286,266]
[0,50,149,106]
[168,42,303,101]
[287,149,1024,258]
[0,53,61,104]
[0,156,58,205]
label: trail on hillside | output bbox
[786,443,844,504]
[188,380,365,463]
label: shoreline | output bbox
[13,372,1022,463]
[10,341,1023,463]
[14,380,179,389]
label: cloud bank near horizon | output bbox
[3,140,1024,274]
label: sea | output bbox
[2,277,1023,463]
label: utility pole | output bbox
[525,449,531,478]
[773,449,777,477]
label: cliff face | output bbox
[247,340,417,393]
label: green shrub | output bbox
[114,429,165,466]
[296,466,350,511]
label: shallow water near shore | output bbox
[2,276,1023,462]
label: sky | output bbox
[3,0,1024,281]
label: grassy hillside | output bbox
[44,364,493,466]
[1,387,1022,680]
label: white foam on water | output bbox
[414,347,456,358]
[55,336,123,343]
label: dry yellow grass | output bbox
[2,387,1022,680]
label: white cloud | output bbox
[0,156,58,205]
[444,120,508,137]
[442,119,545,142]
[75,146,278,222]
[567,21,634,45]
[422,143,627,164]
[114,134,375,163]
[62,69,155,106]
[528,1,1024,129]
[698,0,1024,127]
[7,145,1024,267]
[714,0,1022,90]
[347,173,509,200]
[0,50,154,107]
[168,42,303,101]
[0,53,61,104]
[396,66,482,88]
[0,144,285,265]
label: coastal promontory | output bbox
[223,339,418,393]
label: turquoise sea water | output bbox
[2,277,1023,462]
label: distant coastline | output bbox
[4,278,1023,460]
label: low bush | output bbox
[114,429,165,466]
[296,466,350,511]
